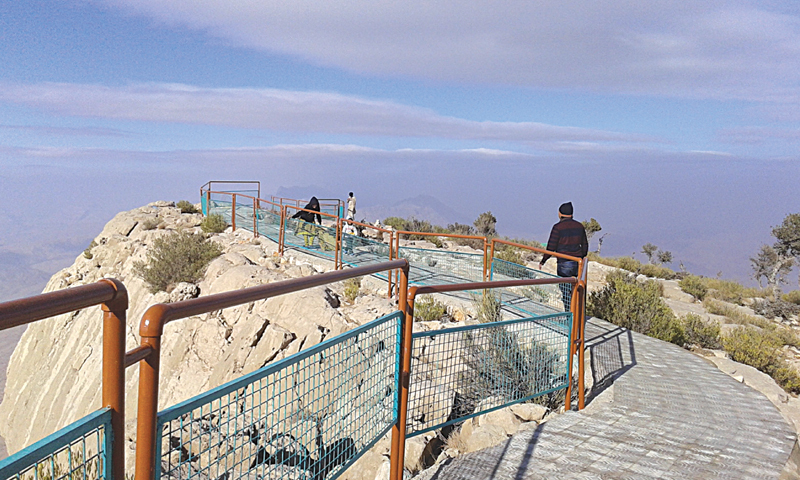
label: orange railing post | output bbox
[390,271,412,480]
[231,194,237,231]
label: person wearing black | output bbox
[292,197,322,247]
[539,202,588,310]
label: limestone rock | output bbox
[509,403,547,422]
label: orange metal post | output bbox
[278,206,286,255]
[253,197,258,237]
[100,279,128,480]
[231,195,237,231]
[390,274,412,480]
[134,334,162,480]
[335,219,342,269]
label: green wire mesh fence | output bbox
[339,233,392,276]
[0,409,112,480]
[155,312,402,480]
[490,258,569,316]
[397,247,484,285]
[406,311,572,438]
[282,217,340,260]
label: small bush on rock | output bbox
[753,298,800,321]
[722,326,782,373]
[83,240,97,259]
[140,218,159,231]
[782,290,800,305]
[679,275,707,301]
[201,213,228,233]
[133,232,222,293]
[176,200,198,214]
[414,296,447,322]
[343,278,360,303]
[589,271,684,346]
[682,313,721,349]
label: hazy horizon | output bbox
[2,1,800,300]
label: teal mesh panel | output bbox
[406,311,572,438]
[255,208,282,243]
[207,196,233,225]
[155,312,402,480]
[0,409,112,480]
[398,246,484,285]
[490,258,567,315]
[340,233,392,277]
[201,196,207,216]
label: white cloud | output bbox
[97,0,800,102]
[0,82,655,150]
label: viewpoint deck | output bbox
[416,317,798,480]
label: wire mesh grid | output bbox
[255,208,282,243]
[406,311,572,438]
[398,247,484,285]
[207,196,233,225]
[0,409,111,480]
[490,258,571,315]
[156,312,402,480]
[339,233,391,273]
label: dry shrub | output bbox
[133,232,222,293]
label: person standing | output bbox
[346,192,356,219]
[538,202,588,310]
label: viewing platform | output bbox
[416,317,800,479]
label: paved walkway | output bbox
[417,318,799,480]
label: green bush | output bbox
[133,232,222,293]
[83,240,98,259]
[201,213,228,233]
[343,278,360,303]
[682,313,721,349]
[616,256,642,273]
[588,271,684,346]
[427,236,444,248]
[473,291,503,323]
[722,326,782,372]
[176,200,198,214]
[494,247,524,265]
[783,290,800,305]
[383,216,407,231]
[638,263,677,280]
[679,275,708,301]
[414,296,447,322]
[771,365,800,394]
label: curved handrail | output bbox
[0,279,128,480]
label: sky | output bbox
[1,0,800,300]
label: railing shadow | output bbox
[583,317,637,403]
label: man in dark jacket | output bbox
[539,202,588,311]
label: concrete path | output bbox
[417,317,799,480]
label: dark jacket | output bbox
[541,217,588,264]
[292,197,322,224]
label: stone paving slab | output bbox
[416,318,798,480]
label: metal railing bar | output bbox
[0,281,122,330]
[0,408,112,478]
[139,259,409,337]
[410,277,577,297]
[156,311,403,425]
[124,345,154,368]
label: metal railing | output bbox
[0,280,129,480]
[199,183,590,410]
[133,260,411,480]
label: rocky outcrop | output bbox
[0,202,398,476]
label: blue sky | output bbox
[1,0,800,298]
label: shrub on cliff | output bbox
[133,232,222,293]
[176,200,198,214]
[201,213,228,233]
[679,275,707,301]
[589,270,685,346]
[414,296,447,322]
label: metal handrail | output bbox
[388,276,579,480]
[133,259,410,480]
[0,279,128,480]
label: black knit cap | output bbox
[559,202,573,216]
